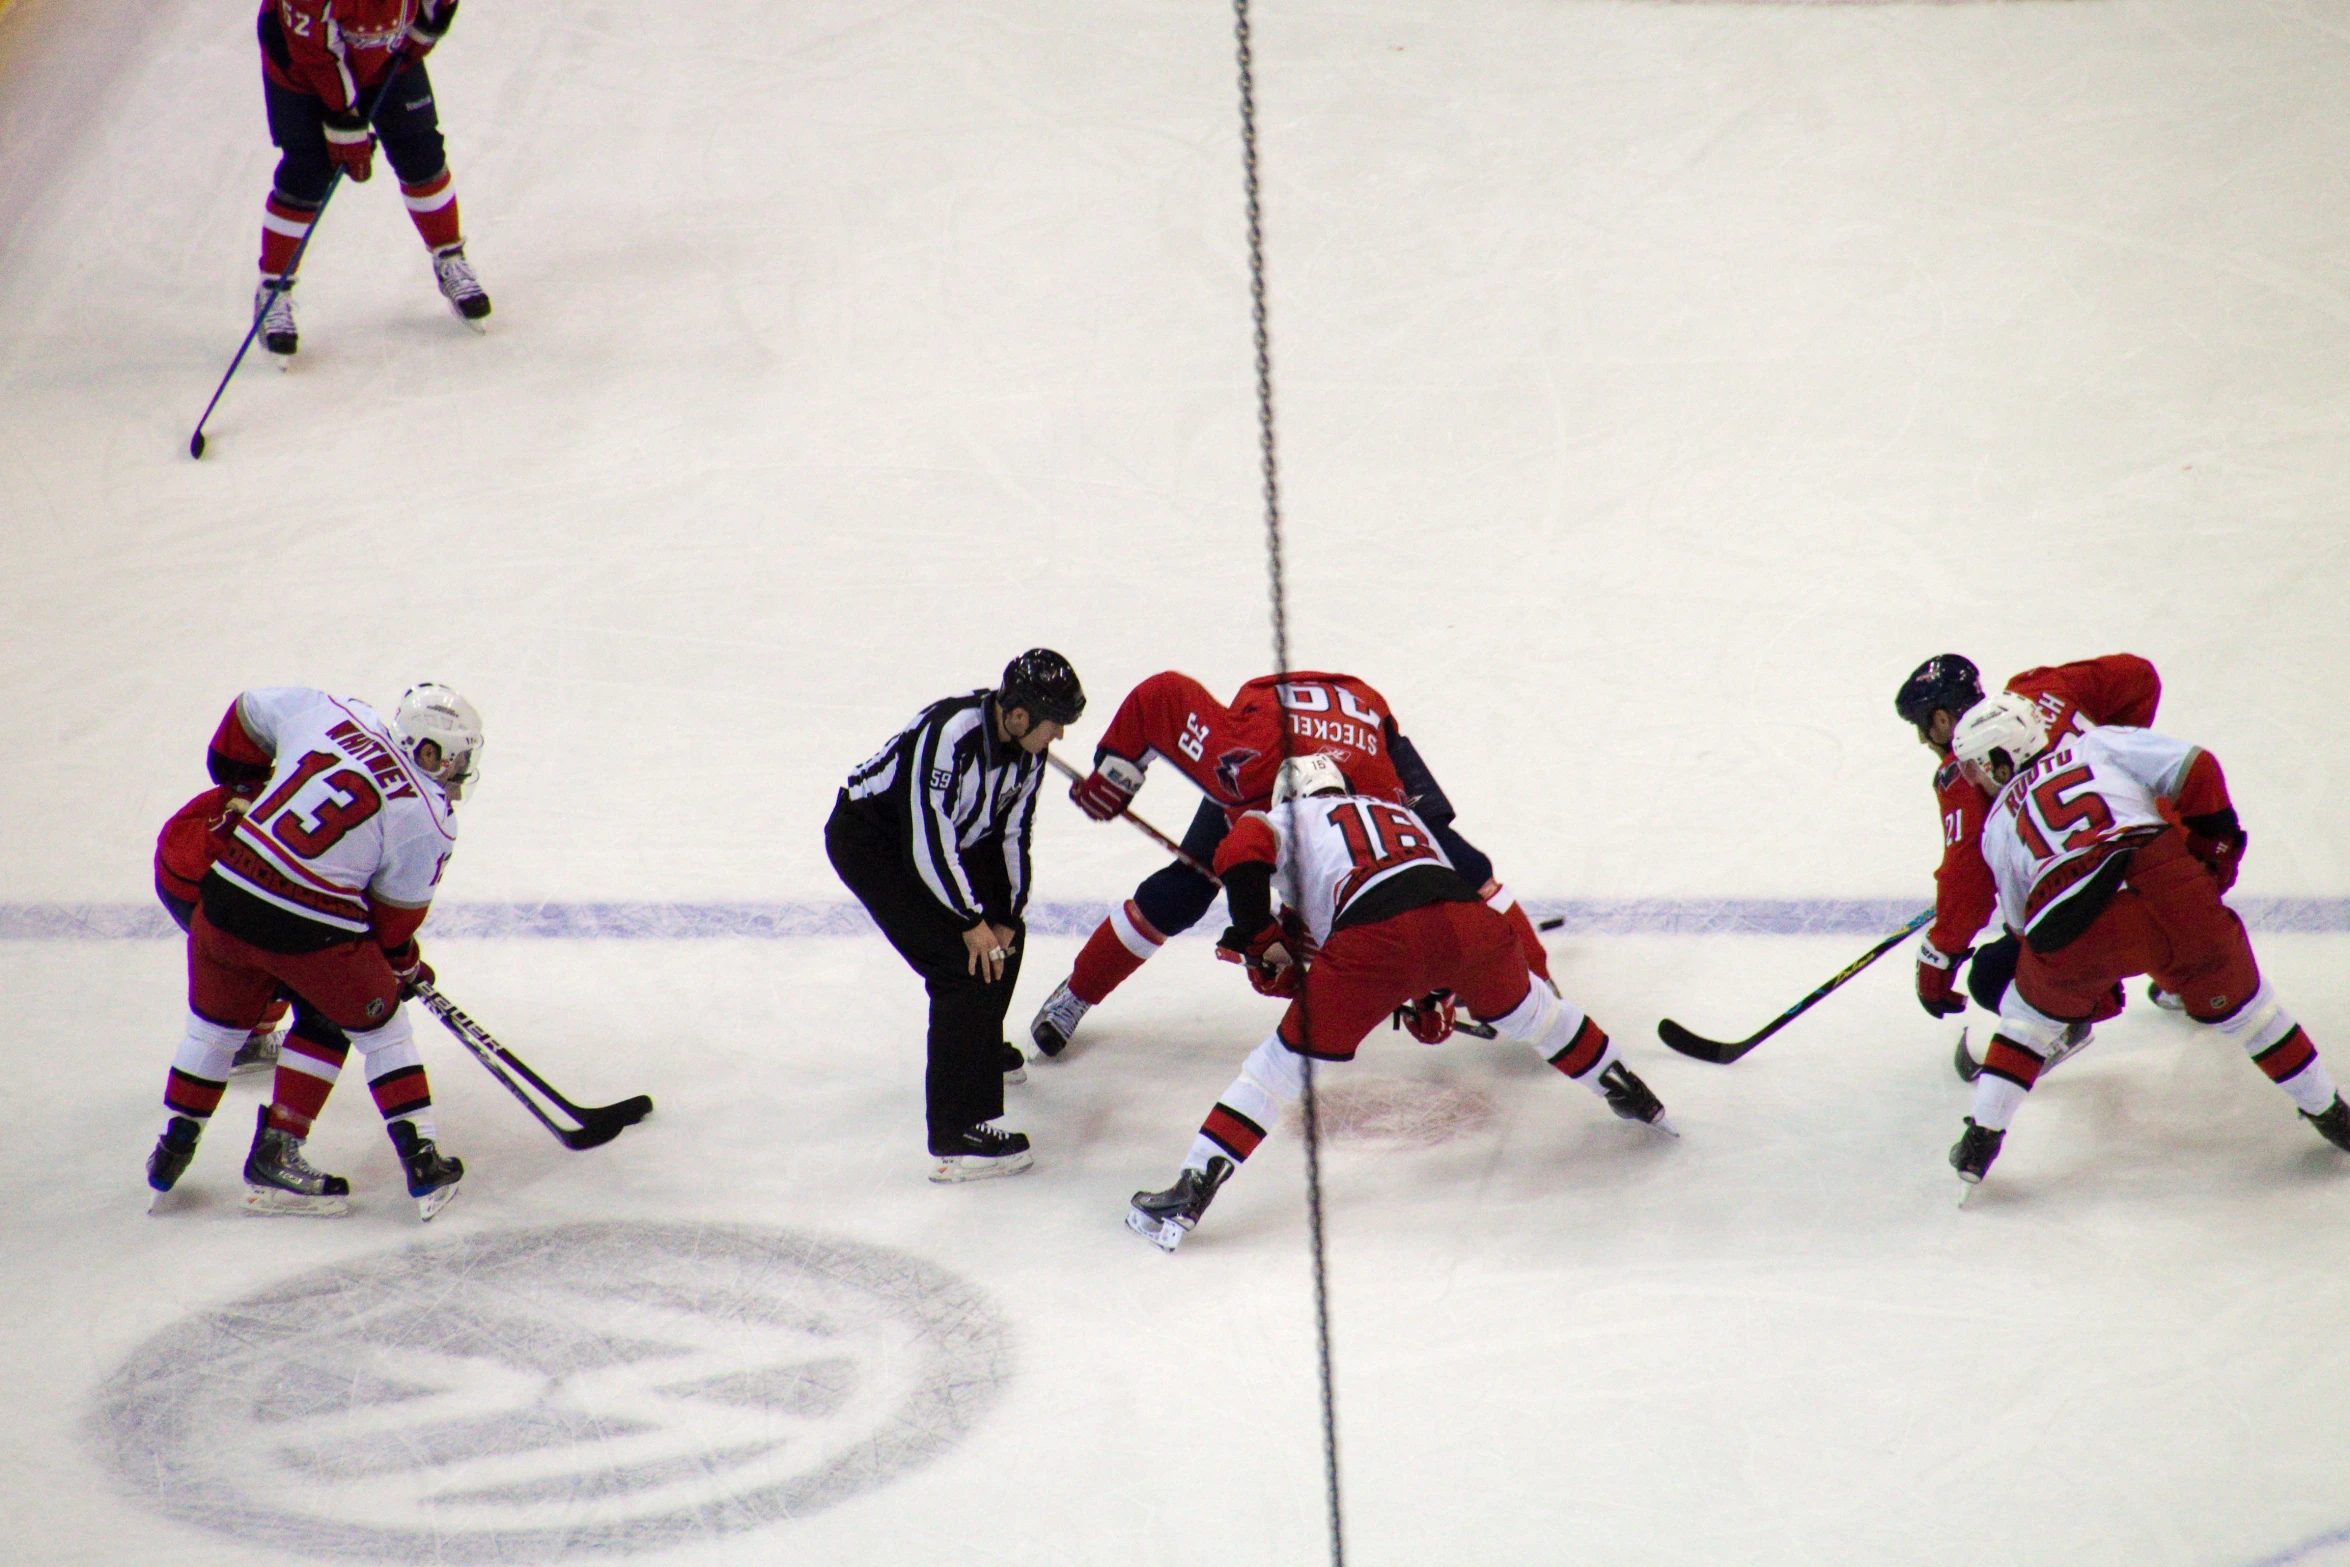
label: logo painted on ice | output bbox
[91,1221,1012,1562]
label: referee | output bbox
[826,650,1086,1180]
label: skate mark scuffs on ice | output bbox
[89,1221,1012,1562]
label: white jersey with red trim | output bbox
[1253,792,1457,945]
[212,688,458,936]
[1981,726,2203,939]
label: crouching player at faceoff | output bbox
[1034,669,1554,1058]
[144,685,479,1219]
[1945,694,2350,1186]
[1127,754,1671,1251]
[1893,651,2164,1081]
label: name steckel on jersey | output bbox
[213,688,457,939]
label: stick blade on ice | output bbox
[1656,1017,1747,1064]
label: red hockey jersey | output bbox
[1092,671,1408,819]
[1925,653,2161,954]
[259,0,422,112]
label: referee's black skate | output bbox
[998,1040,1028,1085]
[1127,1157,1233,1252]
[390,1121,464,1220]
[1597,1061,1675,1134]
[243,1106,351,1217]
[929,1122,1033,1183]
[2304,1094,2350,1153]
[1950,1117,2004,1185]
[146,1116,203,1209]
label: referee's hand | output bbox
[963,922,1017,982]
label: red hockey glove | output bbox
[1070,755,1144,821]
[402,0,458,60]
[1392,990,1456,1045]
[323,109,375,183]
[1217,920,1299,998]
[1915,941,1969,1019]
[2183,817,2246,894]
[385,939,434,998]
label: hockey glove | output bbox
[323,109,375,183]
[385,939,434,998]
[1216,920,1300,998]
[402,0,457,60]
[1392,990,1456,1045]
[2183,812,2246,894]
[1915,940,1969,1018]
[1070,755,1145,821]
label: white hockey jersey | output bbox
[1236,792,1460,945]
[1980,726,2206,944]
[211,688,458,937]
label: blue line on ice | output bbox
[7,898,2346,940]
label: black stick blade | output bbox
[597,1094,654,1126]
[189,431,207,459]
[561,1118,630,1151]
[556,1094,654,1151]
[1657,1017,1747,1064]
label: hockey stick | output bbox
[412,981,654,1150]
[188,68,408,459]
[1655,908,1933,1064]
[1044,749,1220,882]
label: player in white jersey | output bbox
[144,684,480,1219]
[1945,694,2350,1186]
[1126,754,1672,1250]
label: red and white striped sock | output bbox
[258,193,317,278]
[1069,900,1165,1005]
[401,168,462,253]
[266,1028,349,1138]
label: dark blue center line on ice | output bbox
[5,898,2347,940]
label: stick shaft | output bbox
[1044,749,1220,883]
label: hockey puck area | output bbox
[1284,1077,1499,1147]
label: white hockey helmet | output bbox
[1270,752,1350,805]
[1948,690,2048,794]
[393,683,484,800]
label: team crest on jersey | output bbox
[1215,747,1258,796]
[366,997,386,1020]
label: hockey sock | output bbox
[1069,901,1164,1005]
[258,192,319,277]
[164,1014,248,1121]
[1488,985,1616,1086]
[351,1015,438,1140]
[2201,981,2341,1114]
[1483,883,1553,983]
[266,1026,350,1138]
[1187,1032,1306,1172]
[401,168,462,253]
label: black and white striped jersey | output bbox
[839,690,1043,927]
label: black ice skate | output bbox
[1956,1022,2091,1084]
[928,1121,1033,1183]
[2303,1094,2350,1153]
[1030,979,1090,1059]
[389,1120,464,1220]
[230,1027,281,1076]
[431,244,492,328]
[253,277,297,360]
[1126,1157,1234,1252]
[2148,981,2185,1013]
[146,1116,203,1210]
[242,1106,351,1217]
[1950,1117,2004,1186]
[1953,1028,1983,1083]
[999,1040,1028,1085]
[1597,1061,1676,1135]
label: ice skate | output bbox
[431,243,492,329]
[1126,1157,1233,1252]
[1953,1028,1983,1083]
[253,277,298,361]
[145,1116,203,1211]
[242,1106,351,1217]
[1597,1061,1676,1135]
[2041,1021,2094,1074]
[999,1040,1028,1085]
[229,1027,281,1077]
[928,1121,1032,1183]
[1950,1116,2003,1187]
[2148,982,2185,1013]
[389,1120,464,1220]
[2303,1094,2350,1153]
[1030,979,1090,1059]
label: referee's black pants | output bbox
[826,794,1023,1149]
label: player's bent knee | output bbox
[1134,863,1220,936]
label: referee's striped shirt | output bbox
[841,690,1044,928]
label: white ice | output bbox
[4,1,2349,1563]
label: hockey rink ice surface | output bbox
[5,1,2350,1563]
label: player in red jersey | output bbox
[1124,754,1671,1250]
[1944,694,2349,1185]
[144,684,478,1219]
[155,785,300,1075]
[248,0,488,360]
[1030,670,1555,1058]
[1894,653,2167,1073]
